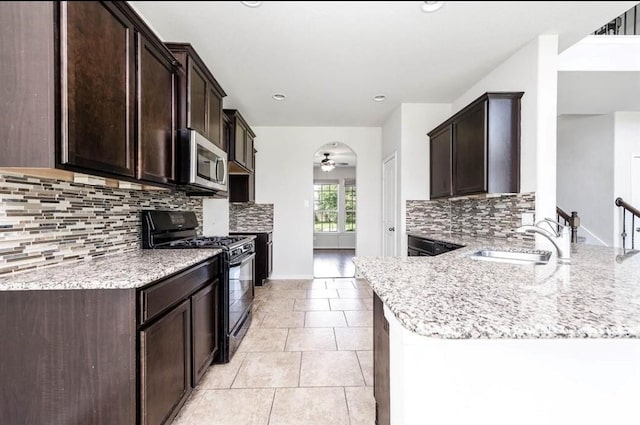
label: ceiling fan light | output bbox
[421,1,444,13]
[241,1,262,8]
[320,152,335,171]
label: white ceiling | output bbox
[558,71,640,115]
[131,1,636,127]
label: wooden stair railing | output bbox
[615,197,640,250]
[556,207,580,244]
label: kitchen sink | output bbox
[469,249,551,265]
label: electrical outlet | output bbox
[521,213,534,226]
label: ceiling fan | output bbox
[320,153,335,172]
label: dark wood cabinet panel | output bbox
[428,92,522,198]
[0,2,56,168]
[235,121,247,167]
[137,34,176,184]
[224,109,256,174]
[140,299,192,425]
[62,1,135,177]
[373,293,390,425]
[191,281,219,386]
[229,174,255,203]
[267,241,273,277]
[246,137,255,172]
[208,86,223,149]
[167,43,227,157]
[189,64,207,137]
[486,97,521,194]
[429,126,452,199]
[453,102,486,195]
[0,289,137,425]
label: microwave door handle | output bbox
[219,157,227,185]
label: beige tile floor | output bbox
[172,278,375,425]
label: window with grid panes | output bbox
[345,182,356,232]
[314,183,338,232]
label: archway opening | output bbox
[312,142,357,278]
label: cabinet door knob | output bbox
[388,227,395,232]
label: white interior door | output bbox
[382,154,398,257]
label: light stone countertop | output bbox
[354,231,640,339]
[0,249,222,291]
[230,228,273,233]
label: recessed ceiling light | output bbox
[241,1,262,7]
[373,95,387,102]
[421,1,444,13]
[272,93,286,101]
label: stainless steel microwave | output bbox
[178,129,228,192]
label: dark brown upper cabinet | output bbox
[224,109,256,174]
[229,173,255,203]
[429,126,452,198]
[137,33,177,184]
[166,43,227,151]
[62,1,136,177]
[427,92,523,199]
[0,1,180,187]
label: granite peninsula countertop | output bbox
[353,231,640,339]
[0,249,222,291]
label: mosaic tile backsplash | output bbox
[230,202,274,232]
[406,193,536,240]
[0,173,203,275]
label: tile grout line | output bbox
[227,352,248,389]
[354,350,367,386]
[343,386,353,425]
[298,349,304,388]
[266,387,277,425]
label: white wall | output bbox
[557,114,614,246]
[613,112,640,248]
[453,35,559,233]
[202,198,230,236]
[559,36,640,71]
[399,104,452,254]
[380,104,452,256]
[253,127,381,278]
[381,107,402,255]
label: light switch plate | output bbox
[521,213,535,226]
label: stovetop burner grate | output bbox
[166,235,250,248]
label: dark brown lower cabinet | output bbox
[140,300,191,425]
[230,231,272,285]
[0,255,221,425]
[373,293,390,425]
[191,280,219,386]
[0,290,136,425]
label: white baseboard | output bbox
[268,274,314,280]
[580,225,609,247]
[313,247,356,250]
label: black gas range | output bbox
[141,210,255,363]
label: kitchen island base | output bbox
[385,305,640,425]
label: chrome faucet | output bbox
[515,218,571,262]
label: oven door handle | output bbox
[230,252,255,268]
[229,308,251,338]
